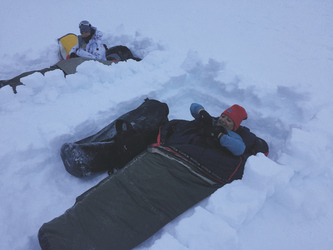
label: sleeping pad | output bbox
[38,146,222,250]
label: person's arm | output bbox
[190,103,205,119]
[219,130,245,156]
[190,103,213,125]
[76,43,106,60]
[207,125,246,156]
[69,43,97,59]
[68,44,79,58]
[76,48,96,59]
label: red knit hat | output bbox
[222,104,247,131]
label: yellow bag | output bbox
[58,33,78,60]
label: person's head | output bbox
[216,104,247,131]
[79,20,91,37]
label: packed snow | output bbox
[1,0,333,249]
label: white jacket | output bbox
[70,26,106,60]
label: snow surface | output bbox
[1,0,333,249]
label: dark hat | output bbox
[79,20,91,33]
[222,104,247,131]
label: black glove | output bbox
[69,52,79,58]
[199,109,213,125]
[206,126,228,141]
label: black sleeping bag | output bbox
[38,99,268,250]
[38,147,222,250]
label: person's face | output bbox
[216,114,235,131]
[81,32,90,38]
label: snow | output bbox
[1,0,333,249]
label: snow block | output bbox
[174,206,238,250]
[205,154,294,228]
[242,154,294,192]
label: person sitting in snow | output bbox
[68,20,106,60]
[0,20,140,94]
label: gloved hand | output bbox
[199,109,213,125]
[69,52,79,58]
[206,126,228,140]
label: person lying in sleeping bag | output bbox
[60,100,269,179]
[189,103,269,157]
[38,100,269,250]
[155,103,269,183]
[189,103,248,156]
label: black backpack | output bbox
[105,45,141,62]
[61,98,169,177]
